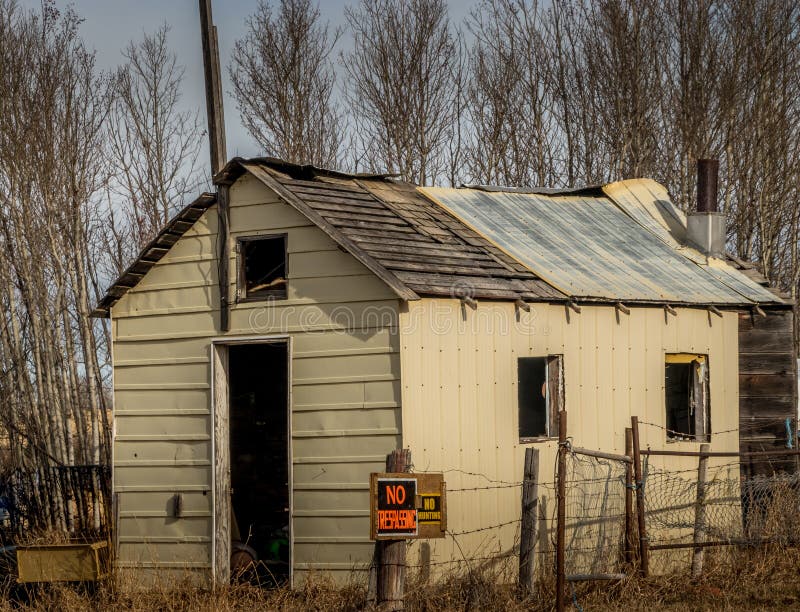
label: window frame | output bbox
[664,353,711,443]
[235,233,289,303]
[518,354,564,444]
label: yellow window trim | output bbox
[665,353,706,364]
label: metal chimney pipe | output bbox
[696,159,719,213]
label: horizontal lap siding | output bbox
[112,173,401,582]
[400,300,740,574]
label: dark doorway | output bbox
[228,342,290,585]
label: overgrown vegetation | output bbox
[1,546,800,611]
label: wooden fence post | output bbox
[519,447,540,593]
[691,444,710,579]
[631,416,649,577]
[376,449,410,611]
[624,427,634,567]
[556,410,567,612]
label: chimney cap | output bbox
[697,158,719,213]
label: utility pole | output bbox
[199,0,227,174]
[199,0,231,331]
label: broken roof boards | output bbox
[420,182,782,306]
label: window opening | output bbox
[665,353,710,441]
[238,235,287,300]
[519,355,563,441]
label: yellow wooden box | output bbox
[16,541,109,583]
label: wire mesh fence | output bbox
[562,450,629,577]
[644,458,800,549]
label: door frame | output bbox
[210,334,292,586]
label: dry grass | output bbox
[0,546,798,611]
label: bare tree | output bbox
[464,0,558,186]
[343,0,460,185]
[0,0,111,501]
[230,0,342,167]
[107,24,203,275]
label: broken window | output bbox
[518,355,563,441]
[665,354,710,441]
[237,235,287,300]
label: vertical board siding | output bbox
[112,173,401,583]
[400,299,740,574]
[738,309,798,475]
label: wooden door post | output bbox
[519,447,540,593]
[624,427,634,567]
[631,416,649,577]
[378,449,410,611]
[556,410,567,612]
[691,444,710,578]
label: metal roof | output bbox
[420,180,784,306]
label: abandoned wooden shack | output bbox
[93,157,796,585]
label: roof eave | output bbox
[91,192,217,318]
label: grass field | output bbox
[0,545,798,610]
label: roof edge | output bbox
[215,156,398,186]
[91,192,217,318]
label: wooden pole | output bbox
[199,0,227,175]
[691,443,710,578]
[624,427,634,567]
[378,449,410,611]
[199,0,231,332]
[556,410,567,612]
[631,416,649,577]
[519,447,539,594]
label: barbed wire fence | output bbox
[372,412,800,610]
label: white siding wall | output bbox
[400,299,740,572]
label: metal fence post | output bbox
[625,427,635,567]
[691,443,710,578]
[519,447,540,593]
[556,410,567,612]
[631,416,649,577]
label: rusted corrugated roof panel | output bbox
[421,185,783,305]
[602,180,783,304]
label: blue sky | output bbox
[19,0,478,171]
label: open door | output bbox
[213,340,291,586]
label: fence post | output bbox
[556,410,567,612]
[631,416,649,577]
[377,448,410,611]
[519,447,539,594]
[624,427,634,567]
[691,443,710,578]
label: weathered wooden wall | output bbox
[738,308,798,475]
